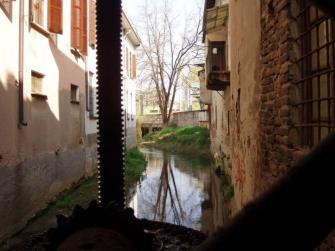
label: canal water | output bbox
[127,147,230,235]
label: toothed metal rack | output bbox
[96,0,125,207]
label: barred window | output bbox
[294,1,335,147]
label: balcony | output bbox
[205,3,229,34]
[206,41,230,91]
[207,70,230,91]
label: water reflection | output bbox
[128,147,229,234]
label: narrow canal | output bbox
[127,147,230,235]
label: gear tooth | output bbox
[88,200,98,210]
[56,214,68,227]
[72,205,85,218]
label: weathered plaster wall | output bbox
[0,1,92,240]
[228,0,262,211]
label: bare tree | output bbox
[138,0,203,125]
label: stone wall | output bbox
[171,110,209,128]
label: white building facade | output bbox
[122,12,140,148]
[0,0,95,240]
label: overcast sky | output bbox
[122,0,203,26]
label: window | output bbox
[129,51,132,77]
[131,54,137,79]
[71,0,87,55]
[31,71,44,93]
[48,0,63,33]
[294,1,335,146]
[207,41,226,72]
[31,71,47,99]
[126,91,130,120]
[30,0,63,34]
[0,0,12,19]
[126,47,129,76]
[31,0,45,26]
[86,71,97,117]
[71,84,80,103]
[131,92,134,120]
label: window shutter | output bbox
[71,0,81,49]
[131,54,136,79]
[48,0,63,34]
[89,0,96,46]
[80,0,87,55]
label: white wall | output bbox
[122,35,138,148]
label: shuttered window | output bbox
[89,0,96,46]
[71,0,87,55]
[48,0,63,34]
[81,0,87,54]
[71,0,81,49]
[131,54,136,79]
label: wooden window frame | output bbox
[48,0,63,34]
[30,0,63,36]
[207,41,226,72]
[71,0,87,55]
[30,0,46,28]
[131,54,136,79]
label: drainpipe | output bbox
[18,0,27,127]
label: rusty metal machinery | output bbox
[95,0,125,207]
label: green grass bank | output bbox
[142,126,211,157]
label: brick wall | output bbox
[259,0,334,248]
[259,0,297,192]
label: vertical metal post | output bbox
[96,0,125,207]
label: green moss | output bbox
[39,175,98,218]
[124,147,147,191]
[218,168,234,202]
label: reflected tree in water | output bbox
[133,149,208,229]
[153,153,185,225]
